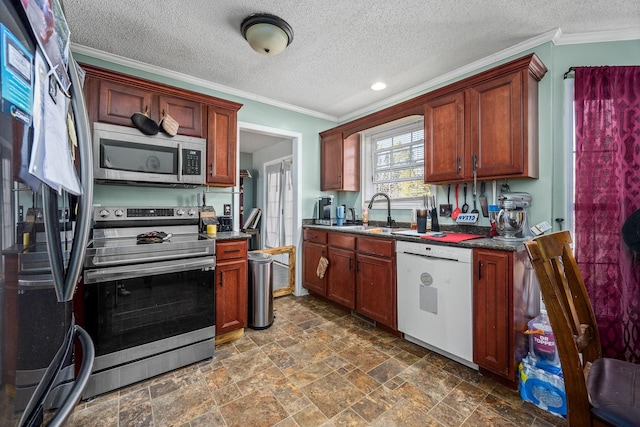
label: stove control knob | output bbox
[114,209,124,217]
[187,208,197,217]
[98,209,110,218]
[176,208,185,216]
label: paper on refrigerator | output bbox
[29,49,81,195]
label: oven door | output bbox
[83,257,215,359]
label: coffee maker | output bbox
[494,192,532,240]
[316,196,334,225]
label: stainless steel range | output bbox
[79,207,216,399]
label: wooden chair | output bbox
[525,231,640,427]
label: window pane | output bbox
[366,118,433,204]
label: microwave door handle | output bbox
[177,142,183,182]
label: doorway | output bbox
[236,122,303,295]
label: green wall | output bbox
[77,37,640,231]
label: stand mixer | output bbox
[494,192,532,240]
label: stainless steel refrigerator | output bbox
[1,0,94,425]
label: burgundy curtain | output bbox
[574,66,640,362]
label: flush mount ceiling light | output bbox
[241,13,294,56]
[371,82,387,91]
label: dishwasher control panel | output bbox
[396,240,472,263]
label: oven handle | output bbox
[89,246,214,267]
[84,257,215,284]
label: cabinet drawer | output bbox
[357,236,394,257]
[216,239,247,261]
[328,232,356,250]
[304,229,327,244]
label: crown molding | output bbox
[70,43,338,122]
[553,27,640,45]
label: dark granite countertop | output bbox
[213,231,251,241]
[303,222,525,252]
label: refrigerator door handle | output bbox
[44,325,95,427]
[43,55,94,302]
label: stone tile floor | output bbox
[67,294,566,426]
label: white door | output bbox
[264,157,293,258]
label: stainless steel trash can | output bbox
[247,252,274,329]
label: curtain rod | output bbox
[563,67,576,79]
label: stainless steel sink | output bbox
[338,225,407,234]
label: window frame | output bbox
[361,115,433,209]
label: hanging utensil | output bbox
[480,181,488,217]
[130,106,159,135]
[440,184,452,217]
[452,184,461,219]
[159,109,179,136]
[471,171,479,214]
[462,183,469,213]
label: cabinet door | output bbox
[473,249,513,378]
[356,253,395,328]
[424,91,466,182]
[302,241,327,296]
[206,106,237,186]
[320,132,344,190]
[216,258,248,335]
[98,80,153,127]
[158,95,203,137]
[326,247,355,309]
[469,71,524,178]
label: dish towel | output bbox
[421,233,485,243]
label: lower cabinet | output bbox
[303,228,396,330]
[473,248,535,386]
[215,239,248,336]
[326,233,356,309]
[355,237,396,329]
[302,229,328,295]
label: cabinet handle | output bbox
[472,154,478,171]
[478,261,483,280]
[456,156,461,172]
[209,163,214,176]
[356,260,360,273]
[224,249,241,254]
[219,270,223,286]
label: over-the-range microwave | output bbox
[93,122,206,187]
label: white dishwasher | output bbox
[396,240,476,368]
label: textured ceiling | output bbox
[63,0,639,121]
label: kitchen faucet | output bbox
[368,192,393,227]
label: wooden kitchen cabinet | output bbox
[81,64,242,187]
[91,79,203,138]
[473,248,534,387]
[320,132,360,191]
[302,229,328,296]
[424,91,466,182]
[215,239,248,336]
[424,54,547,183]
[326,233,356,309]
[355,236,396,329]
[206,106,237,186]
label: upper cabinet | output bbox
[206,106,237,186]
[320,132,360,191]
[424,54,547,183]
[81,64,242,187]
[318,54,546,186]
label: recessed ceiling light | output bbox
[371,82,386,91]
